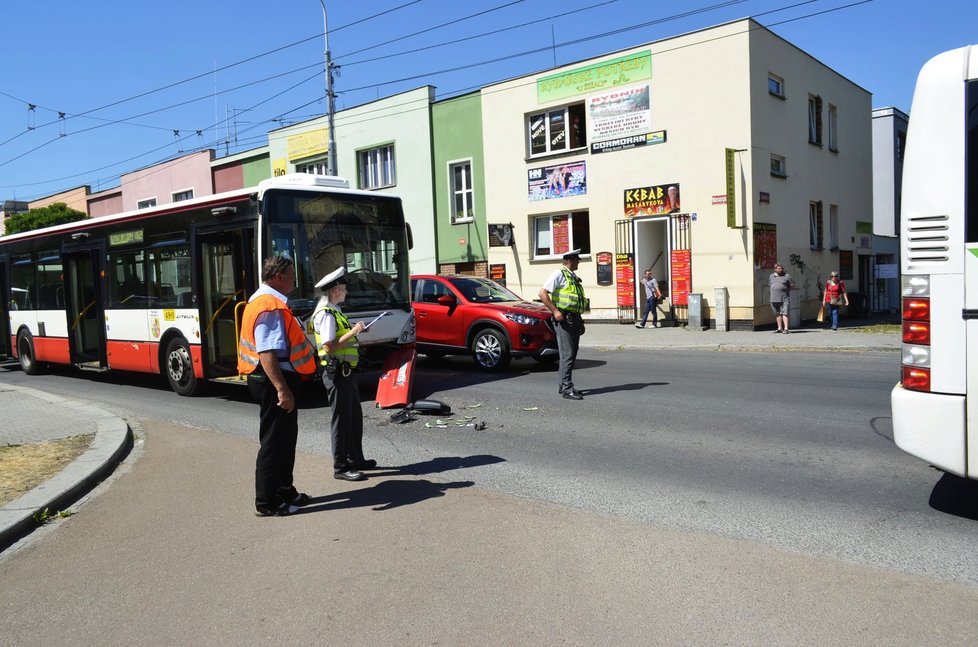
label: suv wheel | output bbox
[471,328,511,371]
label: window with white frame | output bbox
[527,103,586,157]
[829,204,839,250]
[808,94,823,145]
[828,104,838,152]
[809,201,824,250]
[172,189,194,202]
[768,73,785,98]
[449,160,474,224]
[770,154,787,178]
[532,211,591,259]
[297,159,328,175]
[358,144,396,189]
[137,198,157,210]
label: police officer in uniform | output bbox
[539,249,588,400]
[313,267,375,481]
[238,256,317,516]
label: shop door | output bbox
[195,226,254,377]
[64,246,106,366]
[0,257,9,358]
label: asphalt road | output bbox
[2,347,976,586]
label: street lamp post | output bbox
[318,0,338,176]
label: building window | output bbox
[828,104,838,152]
[768,73,785,98]
[172,189,194,203]
[449,160,474,224]
[527,103,586,157]
[829,204,839,250]
[809,201,824,250]
[137,198,157,210]
[532,211,590,259]
[770,154,787,178]
[297,159,328,175]
[358,144,396,189]
[808,95,823,146]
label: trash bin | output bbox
[714,287,729,331]
[687,293,705,330]
[789,288,801,329]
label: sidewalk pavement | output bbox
[0,319,898,551]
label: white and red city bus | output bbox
[0,174,415,395]
[891,45,978,479]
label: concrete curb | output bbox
[587,343,900,353]
[0,386,132,551]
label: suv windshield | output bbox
[448,277,522,303]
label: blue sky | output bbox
[0,0,973,203]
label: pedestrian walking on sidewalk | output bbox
[635,269,661,328]
[313,267,375,483]
[238,256,317,516]
[539,249,588,400]
[823,271,849,331]
[769,263,795,334]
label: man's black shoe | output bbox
[562,390,584,400]
[351,459,378,470]
[255,502,299,517]
[334,469,366,482]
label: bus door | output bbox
[0,255,10,358]
[63,245,107,367]
[195,224,255,377]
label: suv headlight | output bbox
[503,312,539,325]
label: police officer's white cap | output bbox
[315,267,346,291]
[562,249,582,260]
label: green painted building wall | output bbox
[242,153,270,187]
[431,92,487,268]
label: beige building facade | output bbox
[481,19,872,328]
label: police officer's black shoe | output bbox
[334,469,366,481]
[562,390,584,400]
[350,459,378,470]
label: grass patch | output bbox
[0,435,94,506]
[849,323,900,334]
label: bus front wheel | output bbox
[164,337,199,396]
[17,330,44,376]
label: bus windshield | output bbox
[263,189,411,317]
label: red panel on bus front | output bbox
[106,341,156,374]
[191,344,204,379]
[34,337,70,364]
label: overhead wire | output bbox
[3,0,871,195]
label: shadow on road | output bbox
[303,479,476,512]
[928,472,978,520]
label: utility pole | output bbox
[318,0,338,176]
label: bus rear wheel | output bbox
[17,330,44,376]
[164,337,199,396]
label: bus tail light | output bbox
[901,366,931,392]
[902,320,930,345]
[900,275,931,392]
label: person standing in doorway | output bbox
[238,256,317,517]
[769,262,794,334]
[313,267,374,482]
[539,249,588,400]
[822,271,849,331]
[635,269,661,328]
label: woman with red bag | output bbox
[823,271,849,331]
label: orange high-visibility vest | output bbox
[238,293,316,375]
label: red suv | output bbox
[411,274,558,370]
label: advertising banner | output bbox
[590,130,665,154]
[615,253,636,307]
[753,223,777,269]
[596,251,614,286]
[670,249,691,306]
[624,184,681,217]
[587,84,651,143]
[528,161,587,202]
[537,50,652,104]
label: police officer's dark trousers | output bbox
[324,369,364,472]
[556,312,582,393]
[252,370,302,508]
